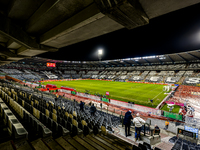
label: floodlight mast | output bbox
[98,49,103,61]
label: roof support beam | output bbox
[177,54,188,62]
[167,55,174,63]
[186,52,200,60]
[94,0,149,29]
[157,58,163,64]
[131,59,141,65]
[123,60,132,65]
[25,0,60,31]
[143,59,151,65]
[40,3,104,46]
[0,13,57,52]
[0,44,29,58]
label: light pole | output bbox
[98,49,103,61]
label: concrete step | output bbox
[93,135,120,150]
[63,135,87,150]
[81,136,105,150]
[105,134,133,149]
[87,135,113,150]
[73,136,96,150]
[97,134,125,150]
[31,138,50,150]
[55,137,75,150]
[0,140,14,150]
[14,140,34,150]
[42,137,64,150]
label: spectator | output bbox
[154,124,159,130]
[133,113,145,141]
[165,120,169,130]
[90,103,96,116]
[154,124,160,135]
[123,110,133,137]
[80,101,84,111]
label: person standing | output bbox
[123,110,133,137]
[79,101,84,111]
[165,120,169,130]
[133,113,145,141]
[90,103,96,116]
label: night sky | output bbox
[38,3,200,61]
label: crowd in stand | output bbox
[168,85,200,117]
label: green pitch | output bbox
[161,104,180,114]
[42,80,167,108]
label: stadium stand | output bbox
[0,80,139,150]
[42,71,58,79]
[82,74,91,79]
[145,76,163,82]
[3,61,200,86]
[3,60,200,149]
[129,76,145,81]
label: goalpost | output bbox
[163,85,171,92]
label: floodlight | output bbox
[98,49,103,55]
[98,49,103,61]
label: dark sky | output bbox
[38,3,200,61]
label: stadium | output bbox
[0,1,200,150]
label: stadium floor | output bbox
[113,126,174,150]
[42,80,167,108]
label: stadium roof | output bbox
[17,49,200,67]
[0,0,200,65]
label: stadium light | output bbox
[98,49,103,61]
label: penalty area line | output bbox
[152,91,164,100]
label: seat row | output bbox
[5,86,100,138]
[0,97,27,140]
[0,87,52,138]
[169,136,200,150]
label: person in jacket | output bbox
[79,101,84,111]
[165,120,169,130]
[90,103,96,116]
[123,110,133,137]
[132,113,145,141]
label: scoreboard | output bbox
[47,63,56,67]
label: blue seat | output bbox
[182,143,189,150]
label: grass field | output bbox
[161,104,180,114]
[42,80,168,108]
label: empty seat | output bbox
[58,124,69,136]
[182,143,189,150]
[52,121,58,133]
[143,142,151,150]
[71,125,78,137]
[66,121,72,132]
[57,116,62,124]
[38,123,52,138]
[138,143,147,150]
[47,118,53,130]
[132,145,142,150]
